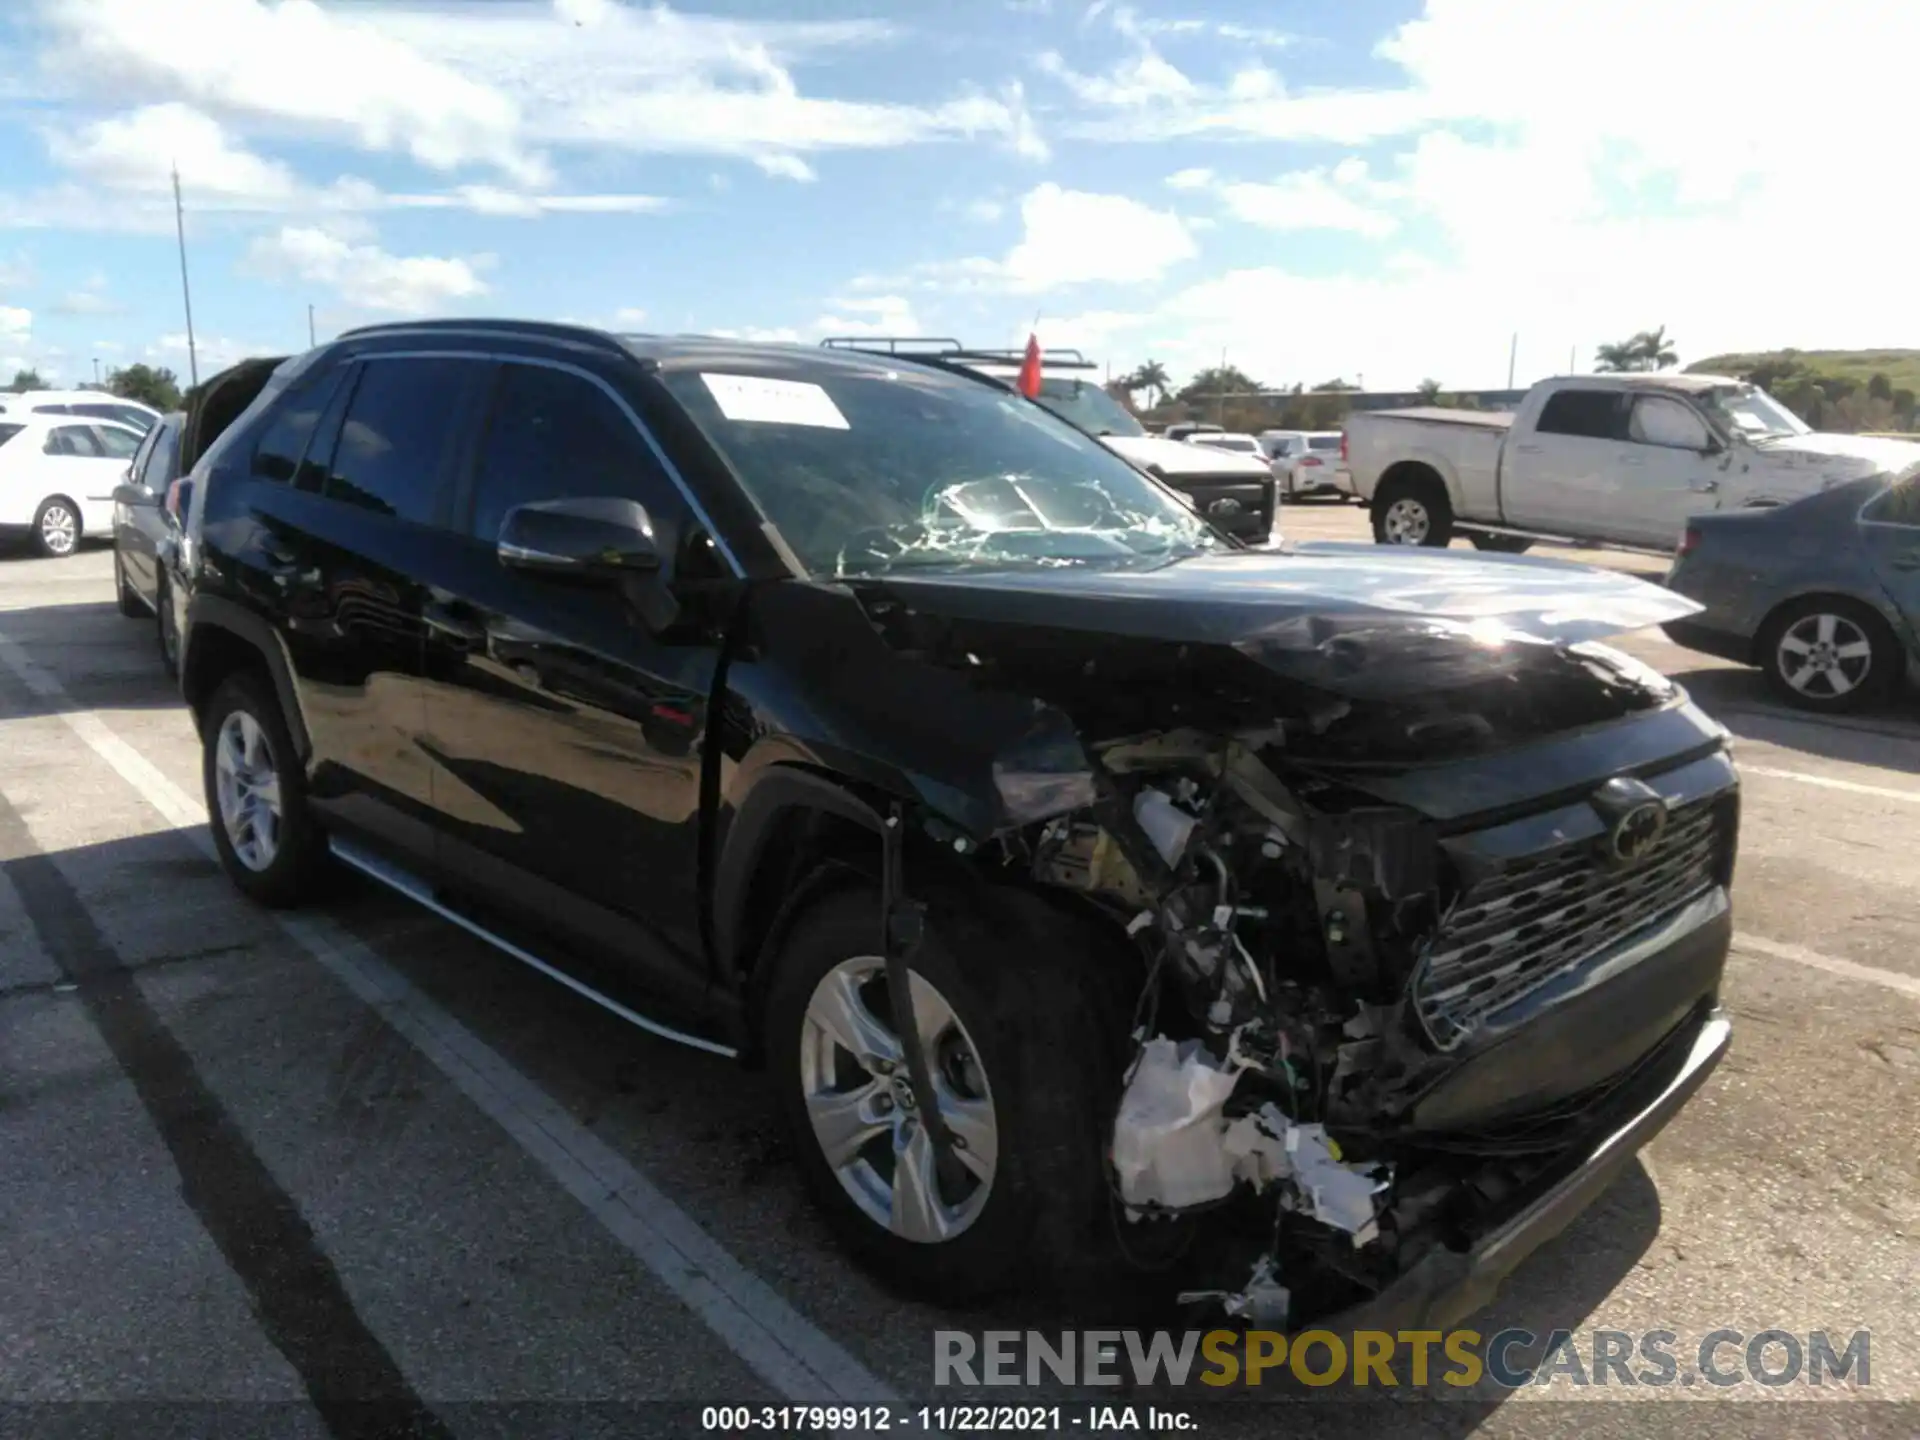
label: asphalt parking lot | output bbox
[3,511,1918,1438]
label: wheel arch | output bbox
[179,593,312,760]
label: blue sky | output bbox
[0,0,1907,393]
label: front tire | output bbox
[201,672,331,906]
[1371,474,1453,547]
[764,883,1125,1303]
[1469,533,1534,553]
[32,498,80,558]
[1759,597,1899,714]
[115,551,146,616]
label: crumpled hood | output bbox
[1103,433,1274,478]
[862,542,1701,703]
[1755,431,1920,478]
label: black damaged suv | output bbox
[175,321,1736,1326]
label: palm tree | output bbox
[1416,378,1443,402]
[1594,339,1642,373]
[1634,325,1678,370]
[1129,359,1171,407]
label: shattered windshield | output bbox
[659,362,1222,578]
[1701,385,1809,440]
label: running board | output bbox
[1456,522,1673,558]
[327,836,738,1059]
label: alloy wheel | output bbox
[798,956,997,1244]
[1382,496,1431,544]
[39,504,78,556]
[1776,612,1873,699]
[214,710,284,872]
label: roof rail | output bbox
[820,336,964,355]
[335,317,632,360]
[820,336,1096,370]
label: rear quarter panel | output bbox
[1347,411,1504,517]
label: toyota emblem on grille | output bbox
[1208,497,1244,518]
[1589,776,1670,867]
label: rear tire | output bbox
[1469,533,1534,553]
[1371,473,1453,547]
[764,882,1127,1304]
[1758,597,1899,715]
[155,575,181,680]
[115,552,146,616]
[31,498,81,558]
[201,671,331,906]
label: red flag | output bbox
[1016,332,1043,399]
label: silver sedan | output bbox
[1662,470,1920,713]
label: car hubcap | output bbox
[798,956,997,1244]
[215,711,284,871]
[41,506,76,555]
[1777,613,1872,698]
[1383,497,1430,544]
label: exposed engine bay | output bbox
[995,708,1725,1328]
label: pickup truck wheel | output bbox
[764,883,1121,1303]
[1470,533,1534,553]
[1760,598,1898,714]
[1372,476,1452,547]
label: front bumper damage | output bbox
[1325,1008,1730,1335]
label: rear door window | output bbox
[252,367,345,484]
[45,425,104,457]
[465,362,682,543]
[320,357,481,524]
[93,425,142,460]
[1535,389,1625,440]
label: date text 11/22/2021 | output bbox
[701,1405,1198,1432]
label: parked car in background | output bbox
[1260,430,1346,499]
[1184,430,1265,459]
[820,340,1276,543]
[0,413,147,556]
[1343,374,1920,553]
[1663,469,1920,713]
[0,390,162,435]
[112,410,188,674]
[1163,421,1224,442]
[171,321,1731,1327]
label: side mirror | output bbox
[497,496,661,578]
[113,482,155,507]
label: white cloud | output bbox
[753,154,817,183]
[366,2,1043,169]
[613,307,648,325]
[1164,168,1213,191]
[46,103,299,204]
[53,284,123,316]
[1001,183,1195,290]
[1,306,31,347]
[1212,160,1396,238]
[151,332,276,372]
[245,226,491,313]
[380,185,669,217]
[38,0,548,183]
[707,325,805,344]
[813,294,922,337]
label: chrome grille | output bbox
[1414,797,1723,1050]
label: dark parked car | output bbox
[172,322,1736,1326]
[113,410,189,674]
[1663,470,1920,713]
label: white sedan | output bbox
[0,413,147,557]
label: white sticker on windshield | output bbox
[699,373,849,429]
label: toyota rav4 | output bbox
[172,322,1736,1329]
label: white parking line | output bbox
[1738,764,1920,806]
[0,632,895,1408]
[1732,934,1920,1002]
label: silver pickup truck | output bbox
[1342,373,1920,553]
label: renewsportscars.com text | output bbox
[934,1328,1871,1390]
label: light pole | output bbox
[172,163,199,389]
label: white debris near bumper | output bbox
[1223,1102,1391,1246]
[1111,1038,1241,1211]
